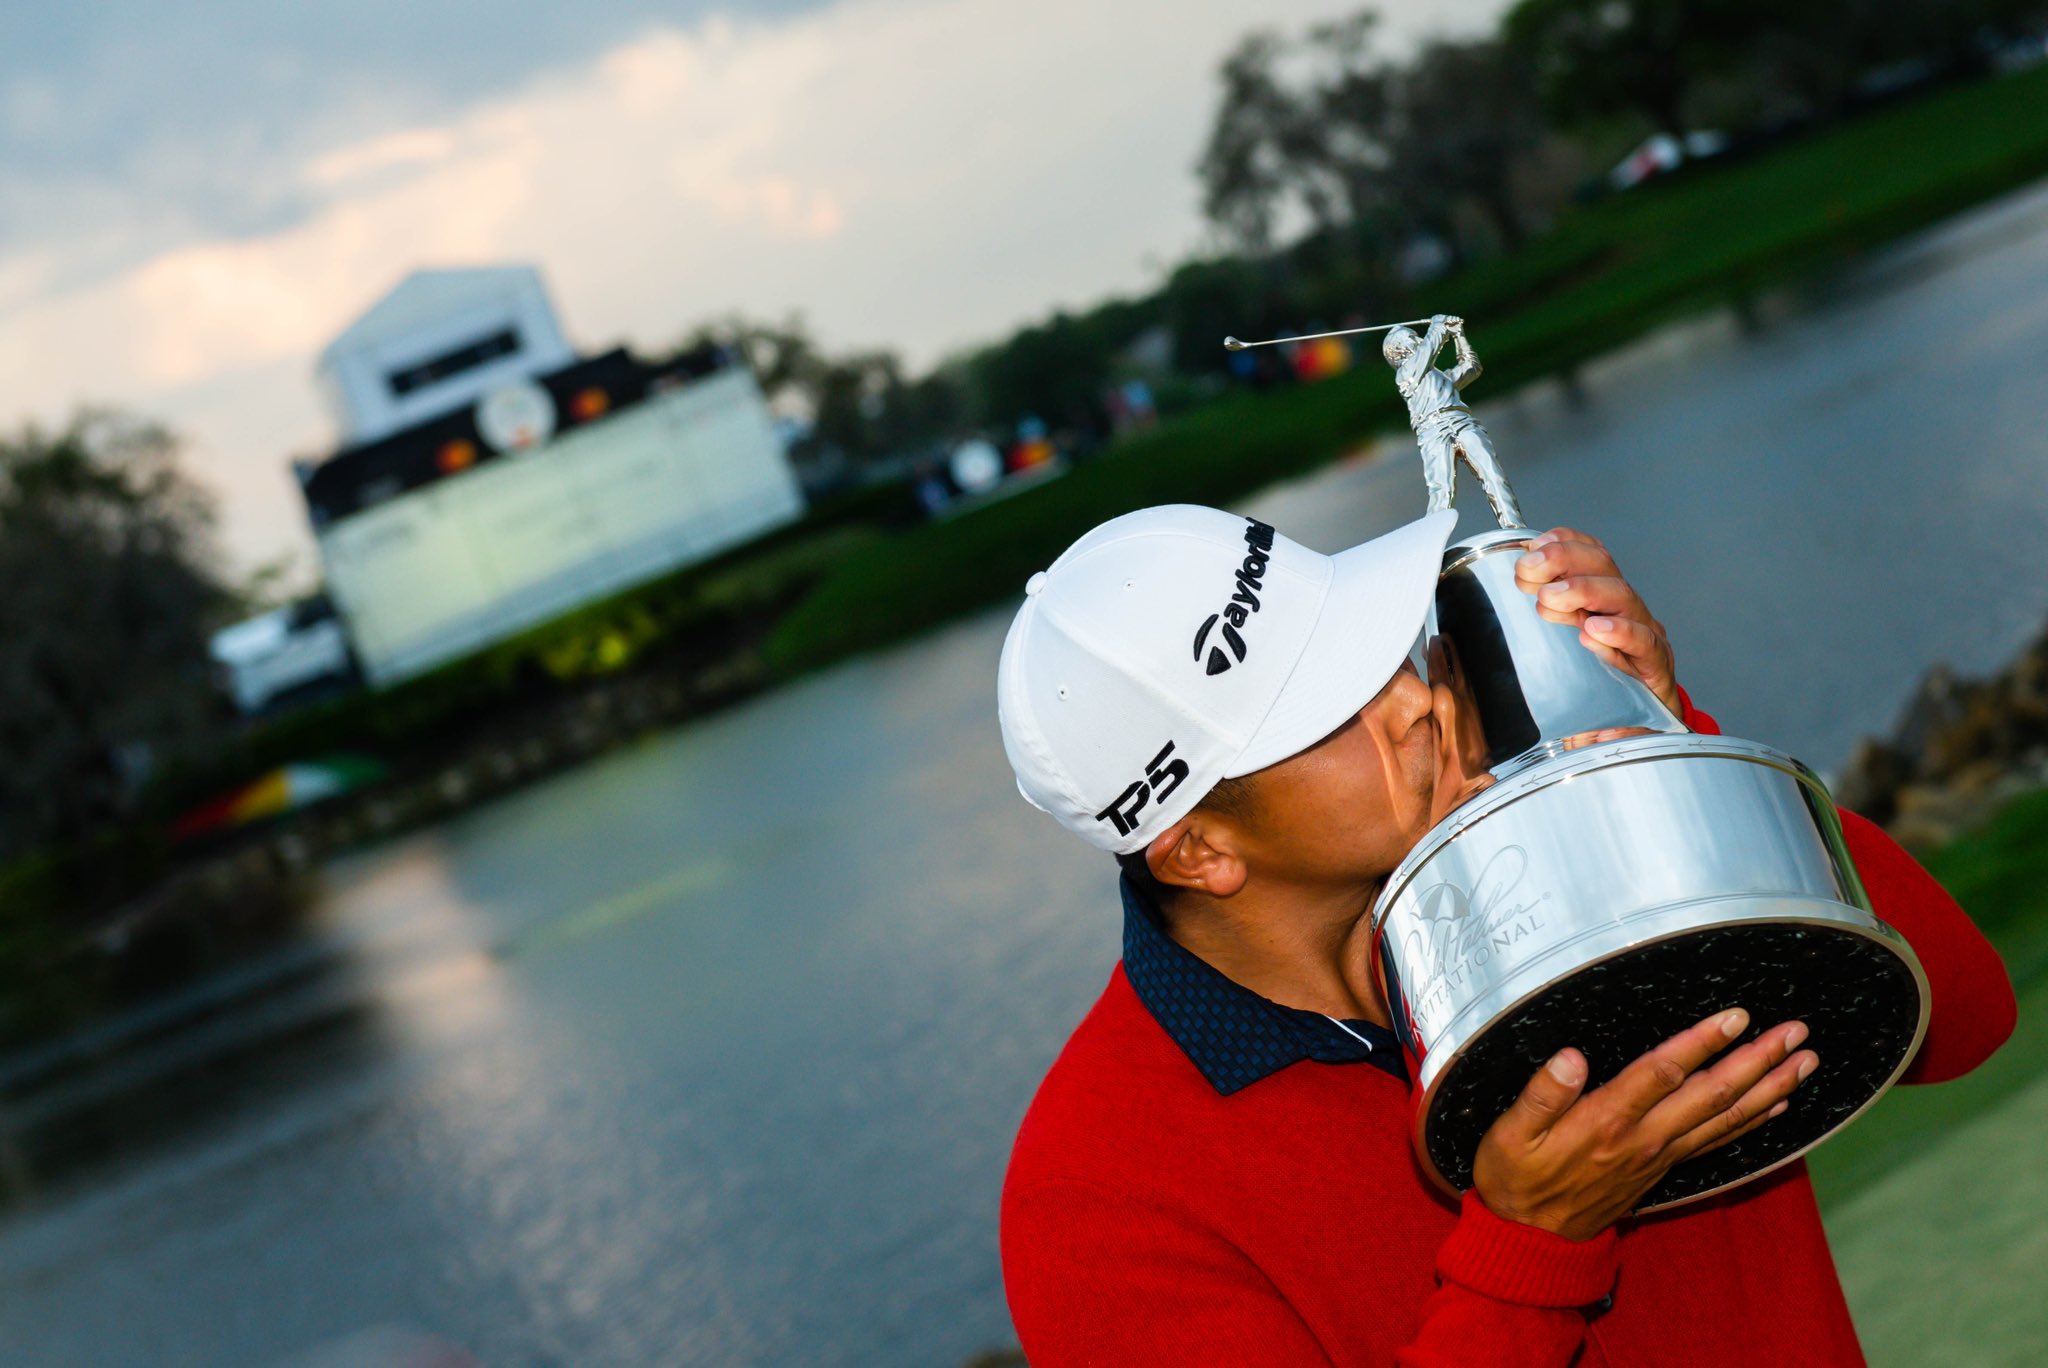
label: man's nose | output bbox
[1389,658,1433,719]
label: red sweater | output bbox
[1000,703,2018,1366]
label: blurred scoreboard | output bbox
[306,358,802,686]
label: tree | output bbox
[966,311,1113,437]
[674,315,966,474]
[1382,39,1549,252]
[1741,0,2048,124]
[1503,0,1755,138]
[0,412,235,856]
[1196,24,1394,255]
[1196,13,1554,269]
[673,313,827,418]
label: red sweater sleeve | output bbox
[1003,1178,1611,1366]
[1675,683,1719,737]
[1677,684,2016,1083]
[1837,808,2017,1083]
[1402,1192,1618,1366]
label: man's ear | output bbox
[1145,812,1249,899]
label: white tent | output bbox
[316,266,576,445]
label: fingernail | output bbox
[1518,550,1547,572]
[1797,1055,1817,1081]
[1548,1052,1584,1085]
[1768,1100,1788,1118]
[1719,1009,1748,1038]
[1587,616,1616,636]
[1540,579,1569,599]
[1532,532,1559,546]
[1784,1022,1808,1049]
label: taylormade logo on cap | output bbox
[1191,518,1275,675]
[996,504,1457,855]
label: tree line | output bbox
[688,0,2048,485]
[0,415,238,859]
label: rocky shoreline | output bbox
[1833,620,2048,853]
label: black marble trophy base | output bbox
[1420,921,1924,1210]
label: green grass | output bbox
[1827,1045,2048,1366]
[1817,789,2048,1366]
[1808,790,2048,1205]
[1790,790,2048,1362]
[765,63,2048,679]
[1808,787,2048,1359]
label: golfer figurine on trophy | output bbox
[1221,313,1526,527]
[1381,315,1525,528]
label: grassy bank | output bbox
[1813,789,2048,1364]
[765,63,2048,679]
[1809,788,2048,1206]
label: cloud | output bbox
[0,0,1503,588]
[304,128,461,190]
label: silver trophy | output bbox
[1228,319,1929,1211]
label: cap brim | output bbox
[1225,509,1457,777]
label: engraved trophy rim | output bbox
[1370,731,1829,936]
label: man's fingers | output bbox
[1532,575,1645,620]
[1579,616,1660,663]
[1601,1009,1750,1118]
[1514,531,1681,715]
[1688,1095,1788,1159]
[1494,1048,1589,1146]
[1668,1046,1818,1162]
[1642,1020,1805,1143]
[1532,526,1609,554]
[1515,538,1618,589]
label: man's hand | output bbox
[1514,527,1681,715]
[1471,1008,1818,1241]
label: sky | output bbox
[0,0,1504,595]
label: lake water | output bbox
[5,179,2048,1366]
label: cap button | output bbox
[1025,572,1048,597]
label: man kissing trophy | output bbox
[1224,309,1935,1206]
[999,315,2009,1366]
[1360,313,1930,1208]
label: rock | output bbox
[1838,620,2048,840]
[1892,663,1964,762]
[1834,739,1911,823]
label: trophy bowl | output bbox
[1372,532,1930,1213]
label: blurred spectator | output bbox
[1008,416,1056,472]
[1104,379,1159,435]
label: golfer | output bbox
[995,505,2015,1365]
[1383,316,1523,529]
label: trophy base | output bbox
[1418,918,1924,1212]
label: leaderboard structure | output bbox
[293,266,804,688]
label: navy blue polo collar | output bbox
[1118,873,1409,1095]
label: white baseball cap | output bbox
[997,504,1458,854]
